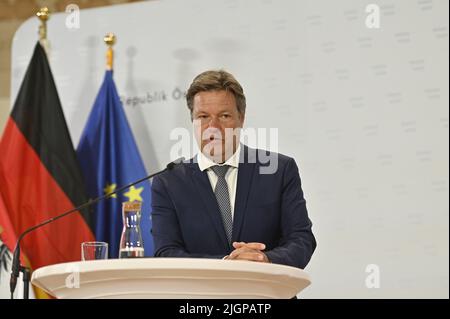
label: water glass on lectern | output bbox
[81,241,108,261]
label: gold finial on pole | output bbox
[104,33,116,70]
[37,7,50,42]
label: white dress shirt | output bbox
[197,144,241,221]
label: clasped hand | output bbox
[225,242,269,263]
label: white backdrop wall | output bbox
[8,0,449,298]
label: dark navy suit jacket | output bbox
[151,145,316,269]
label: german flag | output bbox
[0,42,95,281]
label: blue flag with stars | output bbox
[77,70,153,258]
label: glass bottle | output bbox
[119,201,144,258]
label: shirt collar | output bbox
[197,144,241,172]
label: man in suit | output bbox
[151,70,316,269]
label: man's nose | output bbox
[208,116,221,128]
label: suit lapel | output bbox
[232,146,256,242]
[188,162,230,250]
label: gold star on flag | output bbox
[124,185,144,202]
[104,183,117,198]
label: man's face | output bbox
[192,90,245,162]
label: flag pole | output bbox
[104,33,116,71]
[36,7,50,54]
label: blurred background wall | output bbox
[0,0,144,134]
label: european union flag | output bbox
[77,70,153,258]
